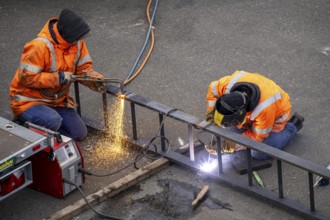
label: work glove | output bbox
[221,138,245,153]
[95,82,107,93]
[206,109,214,123]
[221,139,236,153]
[59,71,73,85]
[204,138,236,155]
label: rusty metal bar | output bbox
[102,93,108,127]
[74,82,81,116]
[277,160,284,198]
[159,113,166,152]
[130,102,137,140]
[246,148,253,186]
[216,136,223,174]
[309,172,315,211]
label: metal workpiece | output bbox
[105,84,330,180]
[74,84,330,219]
[103,84,330,179]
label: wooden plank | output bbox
[45,158,170,220]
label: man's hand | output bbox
[63,72,72,81]
[221,138,236,153]
[221,138,246,153]
[206,109,214,123]
[95,82,107,93]
[59,71,73,85]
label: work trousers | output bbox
[232,122,297,160]
[17,104,87,140]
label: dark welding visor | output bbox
[213,93,247,127]
[213,108,246,127]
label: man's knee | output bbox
[18,110,63,131]
[61,124,88,141]
[45,113,63,131]
[70,125,88,141]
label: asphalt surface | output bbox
[1,0,330,219]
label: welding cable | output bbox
[124,0,158,85]
[63,179,123,220]
[133,136,170,170]
[133,108,179,169]
[78,160,139,177]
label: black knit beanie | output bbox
[215,91,246,115]
[57,8,90,43]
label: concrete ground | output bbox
[0,0,330,219]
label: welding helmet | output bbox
[214,91,247,127]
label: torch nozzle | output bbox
[71,75,126,94]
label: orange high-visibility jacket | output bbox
[10,18,104,117]
[206,70,291,142]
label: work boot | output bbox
[288,113,304,132]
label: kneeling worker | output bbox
[205,70,304,160]
[10,9,106,140]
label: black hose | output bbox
[63,179,123,220]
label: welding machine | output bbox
[0,116,84,200]
[27,123,85,199]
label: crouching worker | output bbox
[205,70,304,160]
[10,9,106,140]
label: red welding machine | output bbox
[28,133,85,198]
[0,117,84,200]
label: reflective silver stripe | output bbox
[19,62,42,73]
[207,100,216,108]
[251,125,273,135]
[225,71,247,94]
[251,92,282,121]
[74,40,82,66]
[211,81,219,97]
[11,95,54,103]
[275,113,289,123]
[35,37,57,72]
[77,54,91,66]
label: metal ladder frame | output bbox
[75,82,330,220]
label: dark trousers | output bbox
[18,104,87,140]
